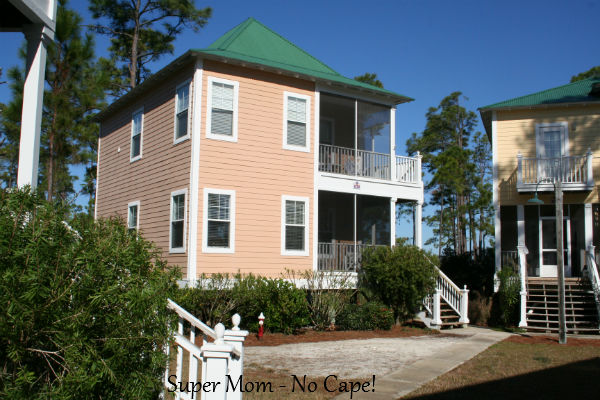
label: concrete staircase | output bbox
[525,277,600,334]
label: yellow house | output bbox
[480,78,600,333]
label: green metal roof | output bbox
[480,77,600,110]
[193,18,412,103]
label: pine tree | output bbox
[0,0,107,203]
[89,0,211,93]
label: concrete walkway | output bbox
[333,327,512,399]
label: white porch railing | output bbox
[517,150,594,191]
[585,246,600,329]
[319,144,421,184]
[165,299,248,400]
[423,262,469,328]
[317,242,381,271]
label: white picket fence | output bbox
[164,299,248,400]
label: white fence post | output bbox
[459,285,469,326]
[432,288,442,327]
[223,314,249,400]
[517,245,529,328]
[201,323,233,400]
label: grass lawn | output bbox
[402,335,600,399]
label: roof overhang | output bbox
[0,0,56,38]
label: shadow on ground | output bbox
[404,357,600,400]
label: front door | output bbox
[539,216,571,277]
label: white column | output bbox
[390,107,396,181]
[459,285,470,326]
[432,289,442,327]
[17,26,50,189]
[223,314,249,400]
[415,200,423,248]
[517,205,525,246]
[201,324,233,400]
[585,204,593,253]
[390,197,397,246]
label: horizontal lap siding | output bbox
[97,65,195,275]
[496,105,600,205]
[197,61,315,277]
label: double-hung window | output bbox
[283,92,310,151]
[131,108,143,161]
[282,196,309,256]
[206,77,238,142]
[170,189,187,253]
[203,189,235,253]
[127,201,140,231]
[174,81,190,142]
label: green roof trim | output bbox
[480,77,600,110]
[193,18,412,103]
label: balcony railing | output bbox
[319,144,421,184]
[318,242,385,272]
[516,150,594,192]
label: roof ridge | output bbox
[217,17,254,50]
[248,18,341,76]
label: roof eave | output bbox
[478,100,600,113]
[195,50,413,105]
[94,50,197,122]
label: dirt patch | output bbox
[244,325,449,347]
[506,334,600,346]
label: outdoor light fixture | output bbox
[527,176,567,344]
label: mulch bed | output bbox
[244,324,445,347]
[506,334,600,346]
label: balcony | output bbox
[319,144,421,184]
[318,241,385,272]
[516,151,594,192]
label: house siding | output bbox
[96,64,196,276]
[196,60,315,277]
[496,105,600,206]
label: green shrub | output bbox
[336,302,394,331]
[359,244,436,322]
[497,268,521,327]
[232,275,309,334]
[173,273,237,326]
[0,188,179,399]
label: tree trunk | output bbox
[129,1,141,89]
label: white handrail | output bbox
[167,298,216,340]
[423,256,468,324]
[585,247,600,327]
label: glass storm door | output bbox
[539,216,571,277]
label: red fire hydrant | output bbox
[258,312,265,340]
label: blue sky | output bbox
[1,0,599,247]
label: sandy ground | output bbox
[244,334,472,378]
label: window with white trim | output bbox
[206,77,238,142]
[131,108,143,161]
[174,81,190,142]
[170,190,187,252]
[282,196,309,255]
[536,122,569,158]
[283,92,310,151]
[127,201,139,230]
[203,188,236,253]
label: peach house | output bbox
[95,18,425,282]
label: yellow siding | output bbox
[196,61,315,277]
[496,105,600,206]
[96,64,195,276]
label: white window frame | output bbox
[281,195,309,256]
[174,79,191,144]
[169,188,188,253]
[206,76,239,142]
[202,188,236,254]
[130,107,144,162]
[535,122,569,158]
[283,91,311,152]
[127,200,140,230]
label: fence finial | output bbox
[215,323,225,344]
[232,313,241,331]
